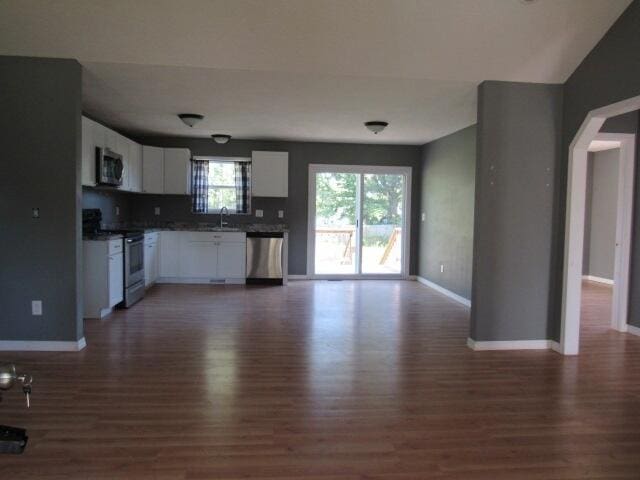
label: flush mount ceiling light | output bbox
[177,113,204,128]
[211,134,232,144]
[364,121,389,134]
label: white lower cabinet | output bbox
[108,252,124,307]
[217,242,247,279]
[158,231,246,283]
[84,238,124,319]
[144,232,159,286]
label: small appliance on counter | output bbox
[246,232,284,285]
[83,209,145,307]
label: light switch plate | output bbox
[154,207,161,216]
[31,300,42,316]
[255,209,264,218]
[440,264,444,273]
[115,206,120,216]
[278,210,284,218]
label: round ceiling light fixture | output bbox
[364,121,389,134]
[211,134,232,144]
[177,113,204,127]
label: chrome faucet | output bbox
[219,206,229,228]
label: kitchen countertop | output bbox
[134,223,289,233]
[83,233,124,241]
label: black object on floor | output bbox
[0,425,28,454]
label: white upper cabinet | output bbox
[251,151,288,197]
[163,148,192,195]
[82,117,99,186]
[82,115,144,192]
[142,146,165,194]
[81,116,105,186]
[104,128,119,152]
[128,141,143,193]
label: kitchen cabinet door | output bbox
[217,242,246,279]
[144,241,159,286]
[108,252,124,307]
[149,242,159,283]
[81,116,103,186]
[144,243,153,286]
[142,146,164,194]
[159,231,180,277]
[251,151,288,197]
[104,128,119,152]
[164,148,191,195]
[180,241,218,278]
[128,142,143,192]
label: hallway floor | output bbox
[2,280,640,479]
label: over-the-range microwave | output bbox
[96,147,124,186]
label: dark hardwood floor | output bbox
[2,280,639,479]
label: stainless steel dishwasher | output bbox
[246,232,284,285]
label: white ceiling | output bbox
[0,0,632,144]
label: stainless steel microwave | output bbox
[96,147,123,186]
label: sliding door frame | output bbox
[307,164,412,280]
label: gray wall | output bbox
[558,0,640,333]
[471,81,562,342]
[0,56,83,342]
[82,187,132,226]
[583,149,619,280]
[419,125,476,299]
[133,136,422,276]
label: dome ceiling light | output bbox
[178,113,204,128]
[364,121,389,134]
[211,134,232,144]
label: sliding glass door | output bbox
[309,165,410,278]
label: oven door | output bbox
[125,237,145,287]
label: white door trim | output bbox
[307,164,412,279]
[560,95,640,355]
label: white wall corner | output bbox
[416,276,471,307]
[627,324,640,337]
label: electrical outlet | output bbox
[32,208,40,218]
[440,264,444,273]
[31,300,42,316]
[421,212,425,221]
[278,210,284,218]
[115,206,120,216]
[255,209,264,218]
[154,207,161,216]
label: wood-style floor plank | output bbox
[1,280,639,479]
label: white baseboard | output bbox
[0,337,87,352]
[583,275,614,285]
[157,277,245,285]
[550,341,563,353]
[627,324,640,337]
[467,338,556,351]
[416,276,471,307]
[287,275,309,280]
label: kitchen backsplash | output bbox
[82,187,287,227]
